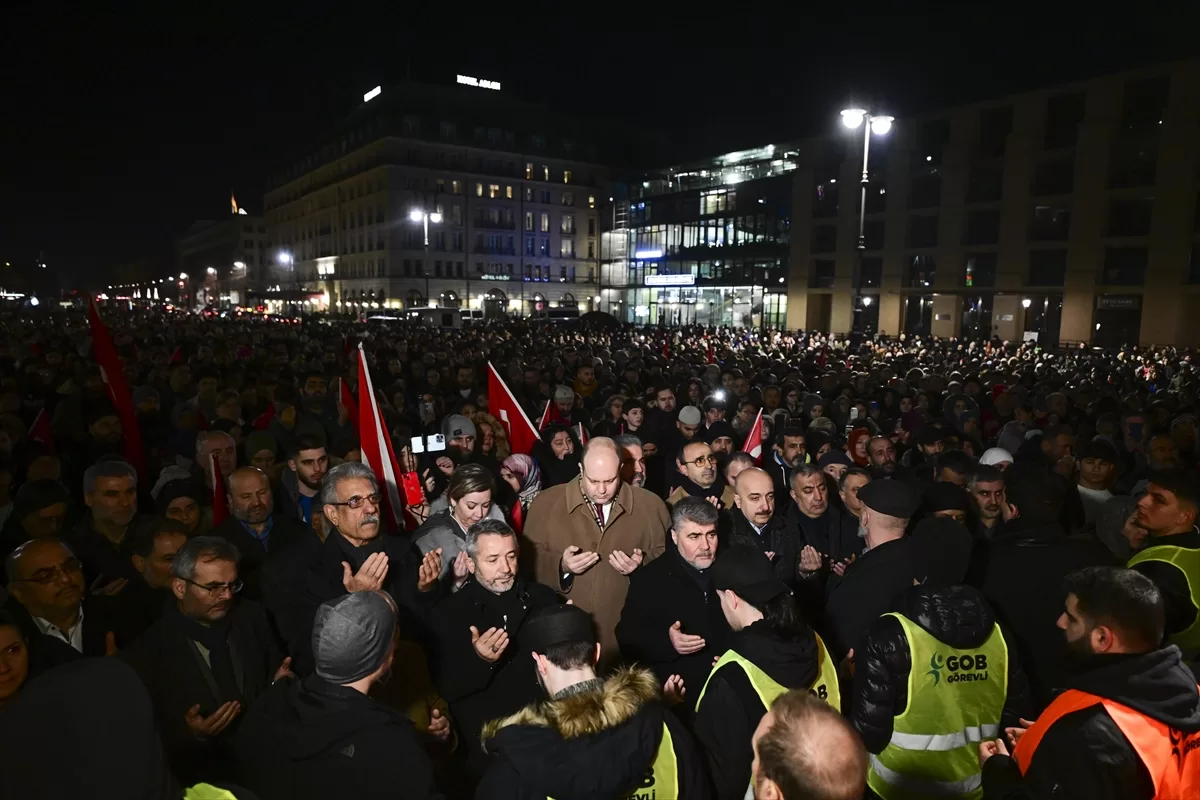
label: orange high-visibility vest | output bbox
[1013,688,1200,798]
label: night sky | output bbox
[2,4,1195,287]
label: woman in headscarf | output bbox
[501,453,542,522]
[846,427,872,467]
[533,423,581,489]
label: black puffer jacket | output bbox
[849,584,1034,754]
[727,506,800,587]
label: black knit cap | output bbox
[711,545,790,605]
[523,604,596,654]
[923,481,970,513]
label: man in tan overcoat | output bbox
[522,437,669,662]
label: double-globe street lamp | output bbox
[409,207,443,307]
[840,108,894,335]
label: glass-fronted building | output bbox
[600,145,796,328]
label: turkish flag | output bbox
[252,402,276,431]
[577,422,589,446]
[742,408,764,464]
[338,377,359,435]
[87,297,145,477]
[488,363,540,456]
[210,452,229,525]
[357,344,407,531]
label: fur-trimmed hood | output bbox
[482,666,659,744]
[476,668,675,799]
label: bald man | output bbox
[211,466,314,599]
[523,437,670,663]
[751,690,867,800]
[729,467,799,587]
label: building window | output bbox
[525,236,535,256]
[563,170,572,184]
[906,215,939,248]
[488,184,501,199]
[864,183,887,214]
[506,186,513,199]
[562,191,574,206]
[542,165,550,181]
[440,121,456,138]
[1109,140,1158,189]
[1103,247,1148,285]
[540,238,550,256]
[541,190,551,204]
[587,218,595,237]
[561,214,575,235]
[475,183,483,197]
[525,162,533,179]
[905,254,936,287]
[1106,197,1154,238]
[976,106,1014,159]
[588,195,596,209]
[963,210,1001,246]
[862,220,885,250]
[561,239,576,257]
[452,204,463,225]
[532,135,546,151]
[964,253,997,288]
[916,118,952,167]
[812,182,839,218]
[810,260,836,289]
[451,180,462,195]
[1044,92,1086,149]
[1031,154,1075,196]
[403,258,412,277]
[1029,249,1067,286]
[540,212,550,233]
[452,232,463,251]
[1120,76,1170,133]
[966,164,1004,203]
[860,257,882,288]
[525,212,534,231]
[1029,205,1071,241]
[587,239,595,259]
[909,171,942,208]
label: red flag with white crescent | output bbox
[87,297,145,477]
[742,408,764,464]
[577,422,588,446]
[357,345,406,531]
[488,363,540,456]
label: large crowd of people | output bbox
[1,307,1200,799]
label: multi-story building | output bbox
[613,58,1200,345]
[177,205,268,307]
[262,81,608,316]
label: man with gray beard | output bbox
[614,434,647,488]
[262,461,443,677]
[431,519,561,778]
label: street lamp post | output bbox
[409,207,443,306]
[840,108,894,335]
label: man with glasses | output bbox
[119,535,291,785]
[668,440,736,511]
[5,537,126,667]
[264,460,442,676]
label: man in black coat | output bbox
[972,466,1113,707]
[212,466,314,600]
[430,518,560,778]
[616,496,730,715]
[981,567,1200,800]
[727,466,799,586]
[263,461,440,676]
[68,459,141,594]
[4,536,136,669]
[233,591,443,800]
[825,480,921,659]
[119,535,291,786]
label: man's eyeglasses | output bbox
[329,493,381,510]
[11,558,84,585]
[182,578,243,596]
[687,455,718,467]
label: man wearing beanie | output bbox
[477,604,710,799]
[233,592,441,800]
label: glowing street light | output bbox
[277,251,294,267]
[862,296,873,306]
[409,206,443,303]
[1022,298,1032,308]
[179,272,188,280]
[206,267,217,276]
[840,106,894,334]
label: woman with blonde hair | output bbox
[470,412,511,460]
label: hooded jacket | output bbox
[232,674,442,800]
[981,646,1200,800]
[476,667,711,800]
[693,620,820,799]
[849,585,1033,754]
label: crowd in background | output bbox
[1,307,1199,799]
